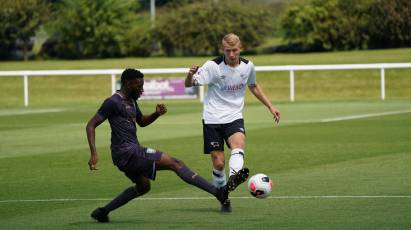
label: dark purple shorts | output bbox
[123,145,163,182]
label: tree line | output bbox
[0,0,409,60]
[281,0,410,52]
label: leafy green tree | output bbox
[154,0,274,56]
[282,0,371,51]
[125,14,153,57]
[0,0,50,60]
[43,0,139,59]
[366,0,411,48]
[281,0,410,51]
[138,0,195,10]
[281,3,322,50]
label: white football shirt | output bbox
[193,56,256,124]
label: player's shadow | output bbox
[69,208,221,227]
[165,207,219,213]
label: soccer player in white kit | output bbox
[185,33,281,212]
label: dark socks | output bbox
[103,186,139,213]
[177,166,217,196]
[102,167,218,214]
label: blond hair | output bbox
[222,33,242,48]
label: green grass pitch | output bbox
[1,48,410,229]
[1,100,411,229]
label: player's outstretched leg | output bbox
[176,163,231,212]
[227,167,249,192]
[216,185,231,212]
[156,153,231,212]
[91,207,109,223]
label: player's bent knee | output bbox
[136,183,150,195]
[211,151,225,170]
[158,153,186,171]
[213,161,225,171]
[172,157,185,170]
[212,156,225,170]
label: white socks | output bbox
[212,148,245,186]
[212,168,227,188]
[229,148,244,177]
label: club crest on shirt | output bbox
[193,79,200,86]
[124,104,136,123]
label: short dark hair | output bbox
[121,68,144,86]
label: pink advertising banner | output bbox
[140,79,197,100]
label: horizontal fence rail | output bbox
[0,63,410,106]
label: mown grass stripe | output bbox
[1,195,410,203]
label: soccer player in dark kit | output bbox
[86,68,245,223]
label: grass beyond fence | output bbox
[0,48,410,107]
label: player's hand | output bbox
[155,104,167,116]
[88,154,98,171]
[187,65,199,77]
[269,106,281,124]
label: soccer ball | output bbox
[247,173,273,198]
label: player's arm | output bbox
[86,114,105,170]
[185,65,199,87]
[136,104,167,127]
[248,84,281,124]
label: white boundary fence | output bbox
[0,63,410,107]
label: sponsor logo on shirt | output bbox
[191,173,198,179]
[221,83,245,91]
[210,142,220,148]
[146,148,157,154]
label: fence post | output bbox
[290,70,295,102]
[111,74,116,95]
[380,68,385,100]
[23,75,29,107]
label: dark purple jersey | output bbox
[97,92,142,168]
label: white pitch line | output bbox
[157,109,411,126]
[1,195,410,203]
[321,110,411,123]
[0,108,64,116]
